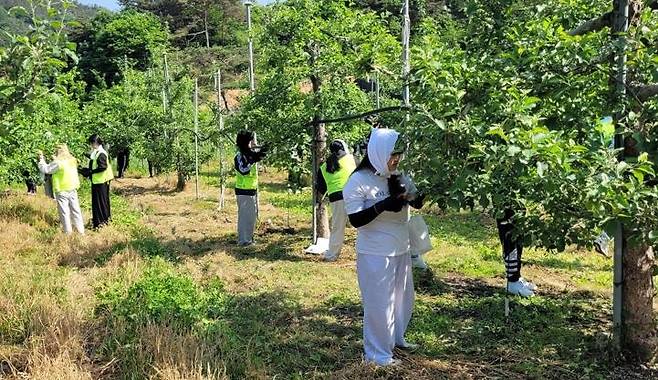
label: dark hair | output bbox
[236,130,254,154]
[326,140,347,174]
[87,134,103,146]
[354,153,374,173]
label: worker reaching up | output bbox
[38,144,85,235]
[316,139,357,261]
[234,130,268,246]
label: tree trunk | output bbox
[309,44,329,240]
[311,78,329,239]
[622,242,657,361]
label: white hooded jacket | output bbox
[343,128,414,257]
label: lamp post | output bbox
[244,0,255,92]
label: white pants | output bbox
[356,253,414,365]
[55,190,84,235]
[325,200,347,259]
[237,194,257,245]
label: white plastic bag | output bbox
[409,215,432,256]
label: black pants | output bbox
[148,159,154,177]
[25,179,36,194]
[92,182,111,228]
[496,209,522,282]
[117,151,130,178]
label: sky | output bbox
[77,0,275,12]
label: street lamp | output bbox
[244,0,255,92]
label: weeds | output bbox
[94,258,234,378]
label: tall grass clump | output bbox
[94,258,240,379]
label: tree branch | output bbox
[630,83,658,102]
[310,106,410,126]
[568,11,613,36]
[568,0,656,36]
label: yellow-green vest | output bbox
[91,150,114,184]
[52,158,80,193]
[236,163,258,190]
[320,154,356,195]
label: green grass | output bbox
[0,171,645,379]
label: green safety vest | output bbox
[320,155,356,195]
[236,163,258,190]
[91,150,114,184]
[52,158,80,194]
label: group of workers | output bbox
[30,126,543,368]
[233,126,542,366]
[34,134,114,235]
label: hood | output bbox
[367,128,399,178]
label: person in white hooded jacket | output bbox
[343,128,423,367]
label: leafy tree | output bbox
[120,0,245,48]
[402,0,658,361]
[0,0,79,118]
[0,0,84,181]
[83,62,217,191]
[73,9,169,90]
[232,0,400,238]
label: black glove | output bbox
[388,175,406,198]
[78,167,91,178]
[409,192,426,209]
[375,195,405,213]
[259,143,270,154]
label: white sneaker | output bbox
[507,280,534,297]
[519,277,537,291]
[367,358,402,367]
[411,255,428,270]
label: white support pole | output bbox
[194,77,200,200]
[245,1,256,93]
[402,0,411,108]
[611,0,629,349]
[375,72,381,108]
[215,69,225,209]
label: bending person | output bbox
[497,208,535,297]
[316,139,357,261]
[343,128,419,367]
[83,134,114,229]
[234,130,268,246]
[38,145,85,235]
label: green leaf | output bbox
[537,161,547,178]
[507,145,521,156]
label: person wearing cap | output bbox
[343,128,424,367]
[234,130,268,246]
[316,139,357,261]
[38,144,85,235]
